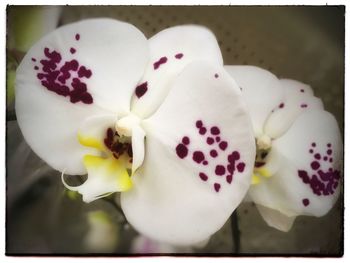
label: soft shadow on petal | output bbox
[224,65,283,137]
[256,204,296,232]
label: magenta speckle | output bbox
[199,172,208,181]
[175,53,183,59]
[314,153,321,160]
[279,103,284,109]
[176,143,188,159]
[34,66,39,70]
[75,34,80,40]
[199,127,207,135]
[193,151,205,164]
[215,136,221,142]
[203,160,208,165]
[135,82,148,98]
[302,198,310,206]
[300,89,305,93]
[226,175,233,184]
[237,162,245,173]
[215,165,226,176]
[323,156,328,161]
[182,136,190,145]
[309,149,314,154]
[35,47,93,104]
[311,161,320,170]
[214,183,221,192]
[311,142,316,147]
[327,149,332,155]
[153,56,168,70]
[228,151,240,163]
[210,149,218,158]
[330,158,333,163]
[301,104,308,108]
[206,137,214,145]
[196,120,203,128]
[327,143,332,147]
[210,126,220,135]
[70,47,76,54]
[214,73,219,78]
[31,58,36,62]
[219,141,228,151]
[78,66,92,78]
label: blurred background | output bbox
[6,5,344,255]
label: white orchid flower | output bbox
[15,18,256,245]
[225,66,342,232]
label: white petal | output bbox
[16,18,148,174]
[131,125,146,174]
[131,25,223,118]
[250,110,342,217]
[225,65,283,137]
[121,62,255,245]
[256,204,296,232]
[264,79,324,139]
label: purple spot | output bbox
[199,127,207,135]
[176,144,188,159]
[135,82,148,98]
[199,172,208,181]
[175,53,183,59]
[153,56,168,70]
[70,47,76,54]
[311,161,320,170]
[182,136,190,145]
[300,89,305,93]
[327,143,332,147]
[254,162,265,168]
[219,141,228,151]
[237,162,245,173]
[215,136,221,142]
[309,149,314,154]
[327,149,332,155]
[228,151,240,163]
[226,175,233,184]
[210,126,220,135]
[323,156,328,161]
[301,104,308,108]
[227,164,235,174]
[214,73,219,78]
[206,137,214,145]
[34,66,39,70]
[196,120,203,128]
[330,158,333,163]
[193,151,205,164]
[210,149,218,158]
[203,160,208,165]
[214,183,221,192]
[311,142,316,147]
[78,66,92,78]
[302,198,310,206]
[31,58,36,62]
[279,103,284,109]
[215,165,226,176]
[314,153,321,160]
[75,34,80,40]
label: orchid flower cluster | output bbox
[15,18,342,246]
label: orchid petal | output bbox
[264,79,324,139]
[224,65,283,137]
[16,18,148,174]
[250,110,342,217]
[62,155,132,203]
[256,204,296,232]
[121,62,255,245]
[131,125,146,174]
[131,25,223,119]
